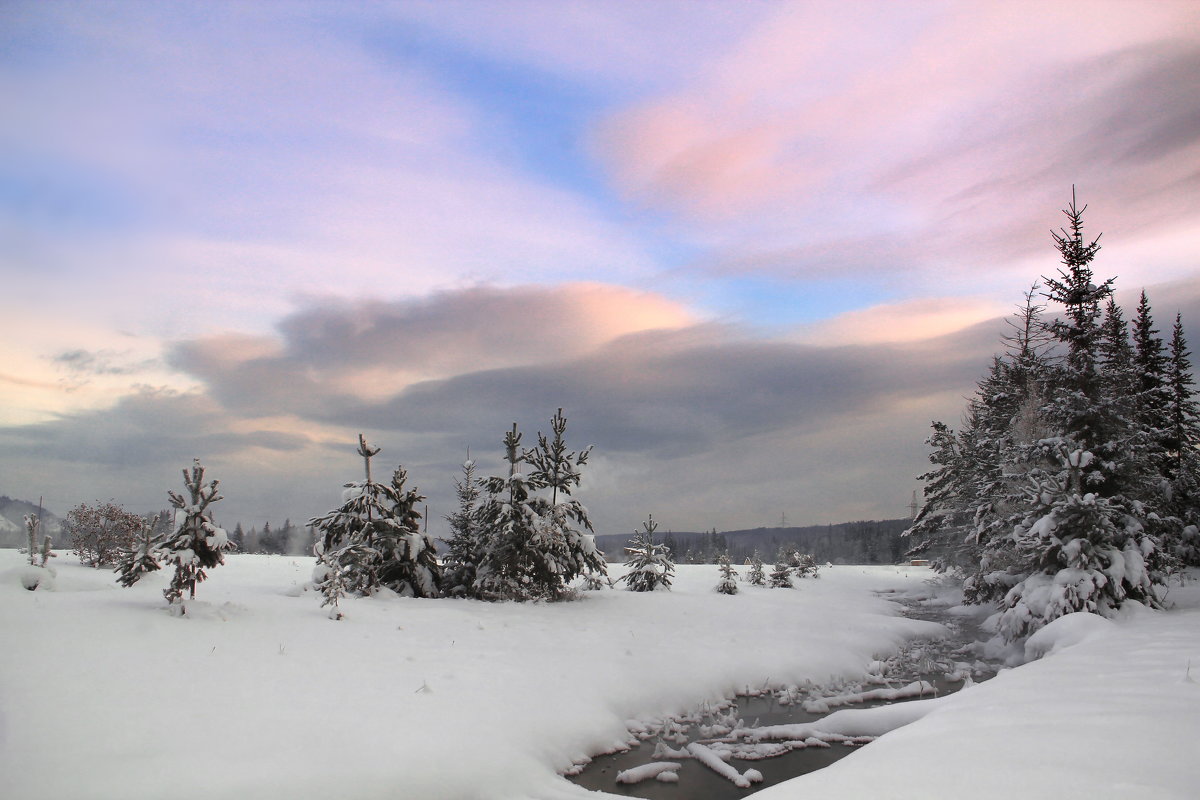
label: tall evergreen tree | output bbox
[1166,314,1200,564]
[908,192,1185,640]
[1042,190,1115,466]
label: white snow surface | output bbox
[1,555,938,799]
[744,580,1200,800]
[4,553,1199,800]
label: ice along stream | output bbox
[565,590,998,799]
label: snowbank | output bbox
[745,578,1200,800]
[0,553,939,799]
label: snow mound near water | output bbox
[1023,610,1115,661]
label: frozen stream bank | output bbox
[566,589,998,798]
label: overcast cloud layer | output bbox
[2,1,1199,535]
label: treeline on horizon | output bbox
[592,520,910,566]
[0,493,906,564]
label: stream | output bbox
[565,590,998,798]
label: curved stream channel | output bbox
[565,591,999,798]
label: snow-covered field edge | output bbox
[721,578,1200,800]
[2,552,942,799]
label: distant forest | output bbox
[2,494,908,565]
[593,519,912,566]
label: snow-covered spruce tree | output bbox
[441,454,485,597]
[715,553,738,595]
[768,560,793,588]
[524,408,609,597]
[115,515,164,588]
[908,194,1196,639]
[475,423,541,601]
[1165,313,1200,564]
[746,551,766,586]
[991,195,1164,637]
[793,552,820,578]
[995,442,1160,641]
[476,411,607,601]
[158,459,233,610]
[309,435,441,610]
[618,514,674,592]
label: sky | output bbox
[3,0,1200,538]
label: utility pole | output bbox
[780,512,787,529]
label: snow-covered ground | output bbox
[2,551,1198,799]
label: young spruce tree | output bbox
[618,514,674,592]
[715,553,738,595]
[158,459,233,611]
[309,435,441,615]
[442,454,485,597]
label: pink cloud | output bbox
[795,296,1009,347]
[594,0,1200,283]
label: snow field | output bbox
[747,587,1200,800]
[0,552,939,799]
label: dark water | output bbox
[566,594,995,798]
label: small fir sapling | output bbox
[618,514,675,591]
[715,553,739,595]
[24,513,39,566]
[158,459,233,611]
[115,515,165,588]
[746,551,766,586]
[475,423,538,601]
[39,535,55,567]
[318,555,349,620]
[769,560,794,588]
[442,453,484,597]
[579,570,610,591]
[793,552,820,578]
[523,408,609,597]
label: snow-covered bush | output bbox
[158,459,233,611]
[715,553,738,595]
[618,514,674,592]
[64,502,143,568]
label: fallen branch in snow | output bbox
[803,680,934,712]
[686,742,762,788]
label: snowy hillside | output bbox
[2,552,1198,799]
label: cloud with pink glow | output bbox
[2,1,1199,534]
